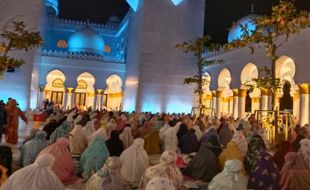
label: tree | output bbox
[225,0,310,143]
[0,19,43,79]
[225,0,310,102]
[176,35,222,116]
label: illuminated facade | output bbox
[204,15,310,125]
[0,0,205,113]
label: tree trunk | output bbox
[271,56,279,144]
[197,53,203,118]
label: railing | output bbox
[41,49,125,63]
[254,110,292,145]
[48,17,119,30]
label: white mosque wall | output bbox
[0,0,44,111]
[123,0,205,113]
[122,7,144,112]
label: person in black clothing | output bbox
[0,101,7,143]
[42,119,58,140]
[106,130,124,156]
[179,128,199,154]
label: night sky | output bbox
[59,0,310,44]
[58,0,129,24]
[205,0,310,44]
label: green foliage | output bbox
[225,0,310,91]
[226,0,310,57]
[0,19,43,77]
[245,67,282,93]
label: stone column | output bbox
[274,91,283,111]
[87,92,95,110]
[204,93,212,108]
[222,97,229,115]
[260,89,270,111]
[96,89,104,111]
[37,85,45,109]
[212,91,217,116]
[293,92,300,120]
[216,91,222,118]
[233,89,239,119]
[238,89,247,119]
[251,97,261,113]
[65,88,74,110]
[299,83,310,126]
[229,96,234,115]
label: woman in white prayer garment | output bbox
[86,156,130,190]
[1,153,65,190]
[146,177,175,190]
[208,159,248,190]
[120,138,149,183]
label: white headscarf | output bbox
[119,127,134,149]
[298,138,310,167]
[83,119,97,137]
[86,157,130,190]
[146,177,175,190]
[87,128,108,146]
[90,113,98,120]
[163,123,181,152]
[231,131,248,157]
[140,151,183,190]
[74,115,83,125]
[69,125,88,155]
[120,138,149,182]
[208,159,248,190]
[193,125,203,140]
[159,124,170,141]
[1,153,65,190]
[66,112,76,123]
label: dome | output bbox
[228,14,257,43]
[68,27,105,55]
[108,15,120,24]
[45,0,59,15]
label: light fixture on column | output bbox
[171,0,184,6]
[66,87,74,94]
[125,0,141,12]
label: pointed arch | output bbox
[44,69,66,105]
[104,74,123,111]
[218,68,232,90]
[276,55,296,85]
[240,63,258,85]
[75,72,96,108]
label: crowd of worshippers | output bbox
[0,109,309,190]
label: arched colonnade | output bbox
[202,55,307,125]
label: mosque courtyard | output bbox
[1,0,310,189]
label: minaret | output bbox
[123,0,206,113]
[0,0,45,110]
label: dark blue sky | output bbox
[59,0,129,24]
[59,0,310,44]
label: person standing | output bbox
[5,99,28,144]
[0,101,7,143]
